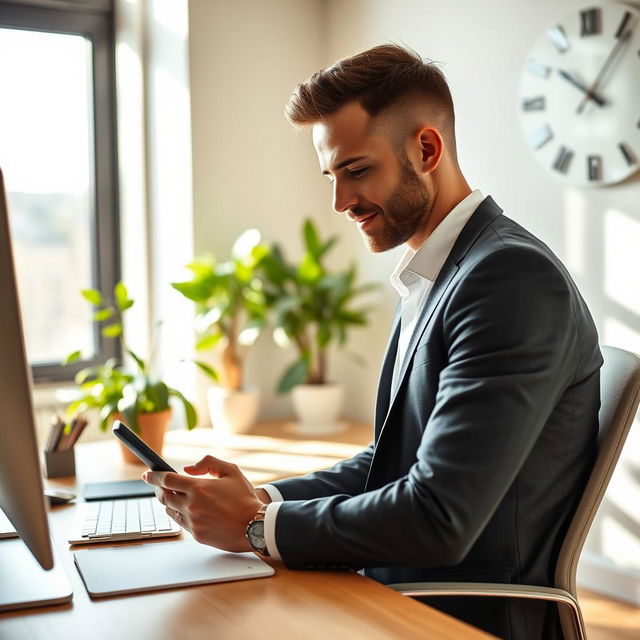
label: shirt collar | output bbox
[390,189,484,297]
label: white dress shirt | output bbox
[258,189,484,562]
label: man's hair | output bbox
[285,43,455,131]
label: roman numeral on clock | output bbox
[522,96,546,111]
[553,146,574,173]
[587,155,602,181]
[619,142,638,166]
[580,8,601,36]
[547,25,570,53]
[527,59,551,78]
[530,124,553,150]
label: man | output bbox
[144,45,602,639]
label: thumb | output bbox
[184,454,238,478]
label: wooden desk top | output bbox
[0,425,496,639]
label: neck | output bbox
[408,172,472,250]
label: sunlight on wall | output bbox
[604,209,640,317]
[602,513,640,572]
[153,0,188,39]
[604,317,640,356]
[563,188,586,277]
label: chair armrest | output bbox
[387,582,576,606]
[387,582,586,640]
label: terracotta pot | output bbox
[114,409,172,464]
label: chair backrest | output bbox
[555,345,640,595]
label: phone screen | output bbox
[112,421,176,472]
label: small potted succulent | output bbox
[171,229,270,434]
[64,282,197,462]
[261,218,378,433]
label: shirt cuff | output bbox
[264,501,283,562]
[256,484,284,503]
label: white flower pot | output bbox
[207,386,260,435]
[291,384,345,434]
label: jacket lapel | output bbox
[373,306,401,439]
[378,196,504,435]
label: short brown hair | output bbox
[285,44,454,129]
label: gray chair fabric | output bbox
[389,345,640,640]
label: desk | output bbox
[0,423,496,639]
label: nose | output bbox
[332,179,358,214]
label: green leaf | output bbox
[81,289,103,306]
[193,360,220,382]
[317,236,337,260]
[277,358,310,393]
[93,307,114,322]
[195,332,223,351]
[298,252,322,283]
[126,349,146,373]
[102,323,123,338]
[302,219,322,258]
[64,350,82,365]
[114,282,131,311]
[146,380,170,411]
[172,280,213,303]
[169,388,198,429]
[99,402,119,432]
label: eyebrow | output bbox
[321,156,368,175]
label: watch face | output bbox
[518,2,640,186]
[247,520,266,552]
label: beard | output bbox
[355,153,431,253]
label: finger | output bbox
[183,455,239,478]
[155,486,188,511]
[143,471,191,493]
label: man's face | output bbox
[312,102,431,252]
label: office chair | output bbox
[389,345,640,640]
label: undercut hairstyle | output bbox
[285,44,457,157]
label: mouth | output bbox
[351,211,379,231]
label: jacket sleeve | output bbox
[272,245,586,569]
[270,444,374,500]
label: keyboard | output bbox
[68,497,181,545]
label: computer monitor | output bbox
[0,167,72,610]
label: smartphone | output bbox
[112,420,176,472]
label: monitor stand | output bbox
[0,537,72,611]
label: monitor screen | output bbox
[0,167,72,610]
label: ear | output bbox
[416,126,444,175]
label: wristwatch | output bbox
[246,504,270,557]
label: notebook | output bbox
[83,480,155,501]
[74,536,275,597]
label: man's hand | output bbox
[142,455,263,553]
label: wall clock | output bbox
[518,1,640,186]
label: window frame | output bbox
[0,0,120,383]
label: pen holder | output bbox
[44,448,76,479]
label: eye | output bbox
[349,167,368,179]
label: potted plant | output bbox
[64,282,197,462]
[261,218,378,433]
[171,229,270,434]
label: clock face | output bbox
[518,2,640,186]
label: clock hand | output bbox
[557,69,605,106]
[576,28,632,114]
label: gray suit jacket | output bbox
[270,197,602,640]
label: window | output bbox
[0,0,119,382]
